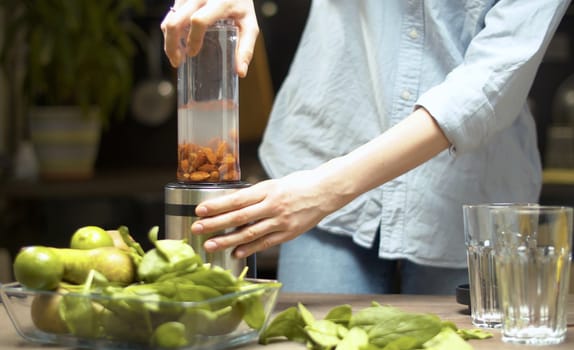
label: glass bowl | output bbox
[0,279,281,350]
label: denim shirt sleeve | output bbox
[416,0,571,155]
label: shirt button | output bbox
[408,28,419,39]
[401,90,411,100]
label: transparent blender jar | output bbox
[177,19,240,183]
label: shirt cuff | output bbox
[415,83,495,156]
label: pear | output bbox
[14,246,135,290]
[30,289,69,334]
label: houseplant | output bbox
[1,0,145,179]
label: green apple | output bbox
[70,226,114,250]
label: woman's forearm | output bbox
[316,108,450,212]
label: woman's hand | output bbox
[160,0,259,76]
[191,168,352,258]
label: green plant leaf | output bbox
[423,327,473,350]
[0,0,145,124]
[335,326,369,350]
[298,302,316,326]
[238,288,266,330]
[368,312,442,348]
[151,322,189,348]
[258,306,308,345]
[456,328,493,340]
[325,304,353,327]
[305,319,342,349]
[348,304,405,331]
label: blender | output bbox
[164,19,254,277]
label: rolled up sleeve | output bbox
[416,0,570,154]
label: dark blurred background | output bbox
[1,1,574,282]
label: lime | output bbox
[13,246,64,290]
[70,226,114,249]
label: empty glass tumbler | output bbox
[493,205,573,345]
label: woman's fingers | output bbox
[233,229,292,258]
[203,218,288,258]
[161,1,206,67]
[160,0,259,75]
[235,22,259,77]
[192,186,269,234]
[187,0,259,76]
[160,12,183,67]
[194,181,269,217]
[229,0,259,77]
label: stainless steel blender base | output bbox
[164,182,253,277]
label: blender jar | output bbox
[177,19,240,183]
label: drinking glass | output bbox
[462,203,536,328]
[493,205,573,345]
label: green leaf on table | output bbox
[348,304,405,331]
[258,306,308,345]
[440,321,458,331]
[325,304,353,327]
[457,328,493,340]
[335,326,369,350]
[298,302,316,326]
[261,301,492,350]
[380,337,419,350]
[305,319,342,349]
[337,323,349,339]
[423,327,473,350]
[367,312,442,348]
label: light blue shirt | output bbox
[258,0,571,268]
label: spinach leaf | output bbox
[184,305,243,336]
[298,302,316,326]
[151,321,189,348]
[137,239,198,283]
[305,319,341,349]
[184,266,238,294]
[238,288,266,330]
[325,304,353,327]
[259,300,491,350]
[335,326,369,350]
[380,337,418,350]
[422,327,473,350]
[349,304,405,331]
[258,306,308,345]
[368,312,442,348]
[59,293,102,338]
[456,328,493,340]
[98,306,153,343]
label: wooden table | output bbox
[1,293,573,349]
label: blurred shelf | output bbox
[0,168,174,199]
[543,168,574,184]
[541,168,574,205]
[0,153,266,200]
